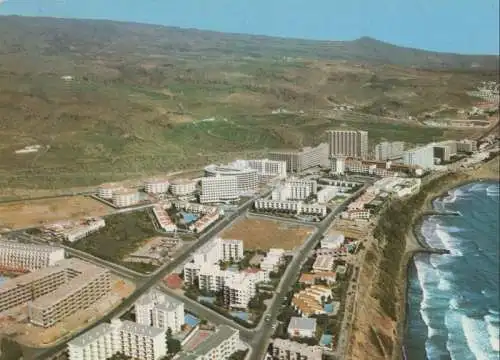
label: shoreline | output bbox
[398,169,499,360]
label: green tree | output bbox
[0,338,23,360]
[167,338,182,354]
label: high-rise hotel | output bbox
[326,130,368,159]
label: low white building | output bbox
[135,290,185,334]
[254,199,327,217]
[174,325,240,360]
[67,319,167,360]
[0,241,65,271]
[272,338,323,360]
[145,177,170,194]
[170,179,197,196]
[321,232,344,249]
[152,205,177,232]
[112,189,140,208]
[63,218,106,243]
[260,248,285,272]
[312,255,335,272]
[287,317,317,338]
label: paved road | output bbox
[248,185,369,360]
[32,194,265,360]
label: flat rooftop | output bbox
[178,325,238,358]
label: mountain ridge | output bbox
[0,15,498,70]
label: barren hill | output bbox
[0,16,497,191]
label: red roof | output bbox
[164,274,183,289]
[244,267,261,274]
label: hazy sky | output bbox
[1,0,499,55]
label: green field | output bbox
[73,210,157,268]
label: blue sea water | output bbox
[406,181,500,360]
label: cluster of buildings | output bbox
[167,201,222,233]
[40,217,105,243]
[291,285,333,317]
[254,179,327,217]
[183,237,273,309]
[0,254,111,328]
[200,159,287,203]
[67,288,242,360]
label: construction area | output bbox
[0,196,113,231]
[0,275,134,347]
[220,216,313,250]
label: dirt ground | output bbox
[0,276,135,348]
[0,196,113,230]
[220,216,313,250]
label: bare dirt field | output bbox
[0,196,113,230]
[220,216,313,250]
[0,276,134,349]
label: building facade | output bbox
[200,176,239,203]
[327,130,368,158]
[403,145,435,169]
[170,179,197,196]
[112,189,140,208]
[144,177,170,194]
[0,241,65,272]
[374,141,405,161]
[135,290,185,334]
[67,320,167,360]
[204,162,259,193]
[254,199,327,217]
[174,325,240,360]
[330,156,346,175]
[269,143,329,173]
[271,338,323,360]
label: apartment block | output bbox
[200,175,239,203]
[245,159,287,181]
[269,143,328,173]
[271,338,323,360]
[28,260,111,327]
[327,130,368,158]
[330,156,346,175]
[135,290,185,333]
[433,140,458,163]
[0,240,65,272]
[374,141,405,161]
[67,323,116,360]
[456,139,477,153]
[260,248,285,272]
[204,162,259,193]
[272,179,318,201]
[144,177,170,194]
[175,325,240,360]
[316,186,338,204]
[254,199,327,217]
[403,145,435,169]
[67,319,167,360]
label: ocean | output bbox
[405,181,500,360]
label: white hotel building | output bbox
[0,241,65,271]
[112,189,140,208]
[135,290,184,334]
[254,199,327,217]
[67,319,167,360]
[175,325,240,360]
[170,179,197,196]
[200,175,239,204]
[144,177,170,194]
[403,145,435,169]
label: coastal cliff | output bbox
[346,155,499,360]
